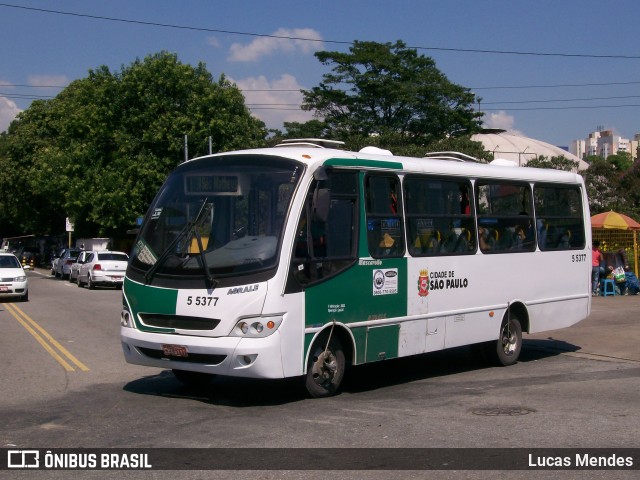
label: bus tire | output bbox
[305,334,345,398]
[172,369,215,386]
[492,314,522,366]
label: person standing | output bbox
[592,241,605,295]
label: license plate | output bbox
[162,344,188,358]
[0,286,8,292]
[110,276,123,280]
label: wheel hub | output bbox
[311,350,337,386]
[502,323,516,355]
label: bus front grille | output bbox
[139,313,220,331]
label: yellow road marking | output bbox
[5,302,90,372]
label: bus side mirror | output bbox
[313,167,328,181]
[312,167,330,222]
[312,188,330,223]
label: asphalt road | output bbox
[1,268,638,479]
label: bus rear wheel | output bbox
[172,369,216,387]
[305,335,345,398]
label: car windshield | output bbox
[0,256,21,268]
[130,155,303,281]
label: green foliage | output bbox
[524,155,579,172]
[606,151,633,171]
[615,162,640,220]
[583,157,625,214]
[581,153,640,218]
[267,120,332,146]
[0,52,266,237]
[302,40,483,144]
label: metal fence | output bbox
[591,228,639,275]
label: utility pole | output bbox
[184,135,188,162]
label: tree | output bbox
[302,40,483,144]
[267,119,331,146]
[524,155,579,172]
[582,156,620,214]
[0,52,267,237]
[617,163,640,220]
[605,151,633,171]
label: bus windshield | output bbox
[130,155,303,283]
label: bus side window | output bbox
[534,185,585,251]
[365,175,404,258]
[403,175,474,257]
[476,181,535,254]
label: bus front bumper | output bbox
[120,327,285,379]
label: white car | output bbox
[51,248,82,279]
[68,250,94,283]
[77,251,129,289]
[0,253,29,301]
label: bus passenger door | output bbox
[288,171,359,289]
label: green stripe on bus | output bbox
[304,258,407,328]
[124,278,178,332]
[324,158,403,170]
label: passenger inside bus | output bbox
[411,229,441,254]
[454,228,473,252]
[478,226,493,252]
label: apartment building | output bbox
[570,129,638,160]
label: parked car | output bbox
[68,250,94,283]
[77,251,129,289]
[0,252,29,301]
[51,248,82,279]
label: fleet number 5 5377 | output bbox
[186,296,218,306]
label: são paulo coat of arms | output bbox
[418,269,429,297]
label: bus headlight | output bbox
[231,316,283,337]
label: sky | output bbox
[2,0,640,148]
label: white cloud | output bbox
[0,96,22,133]
[483,110,523,136]
[228,28,323,62]
[27,74,69,87]
[206,36,221,49]
[234,74,314,129]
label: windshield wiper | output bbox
[192,225,217,290]
[144,198,215,286]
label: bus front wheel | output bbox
[494,315,522,366]
[305,335,345,398]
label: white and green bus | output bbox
[120,140,591,397]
